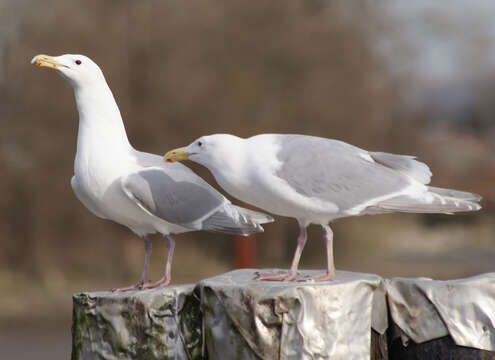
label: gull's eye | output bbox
[75,60,82,65]
[197,141,203,147]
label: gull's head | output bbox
[164,134,242,168]
[31,54,105,88]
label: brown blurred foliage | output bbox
[1,1,494,329]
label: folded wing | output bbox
[121,165,272,235]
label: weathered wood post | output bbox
[71,284,202,360]
[71,270,388,359]
[71,271,495,359]
[198,269,388,360]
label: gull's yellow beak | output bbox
[31,54,65,69]
[163,147,191,163]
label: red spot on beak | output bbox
[166,159,174,163]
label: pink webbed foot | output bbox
[298,271,335,282]
[112,280,146,292]
[255,270,298,282]
[255,224,308,282]
[140,275,171,290]
[112,237,153,292]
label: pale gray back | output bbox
[274,135,422,211]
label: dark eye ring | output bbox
[75,60,82,65]
[197,141,202,147]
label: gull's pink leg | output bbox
[113,236,152,292]
[300,225,336,282]
[142,235,175,289]
[256,225,307,281]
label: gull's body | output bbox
[32,54,273,290]
[165,133,482,281]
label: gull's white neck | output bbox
[74,81,131,155]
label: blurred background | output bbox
[1,1,495,358]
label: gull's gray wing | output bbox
[121,163,270,235]
[368,152,431,185]
[274,135,429,211]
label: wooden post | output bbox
[199,269,388,360]
[71,284,201,360]
[71,271,495,359]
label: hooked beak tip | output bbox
[163,147,189,162]
[31,54,66,69]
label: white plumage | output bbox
[165,133,481,281]
[32,54,273,290]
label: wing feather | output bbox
[274,135,413,211]
[121,167,226,229]
[121,165,271,234]
[370,152,432,184]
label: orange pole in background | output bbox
[235,234,256,269]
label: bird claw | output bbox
[111,280,145,292]
[140,276,171,290]
[254,270,336,283]
[255,271,298,282]
[296,272,335,282]
[111,277,171,292]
